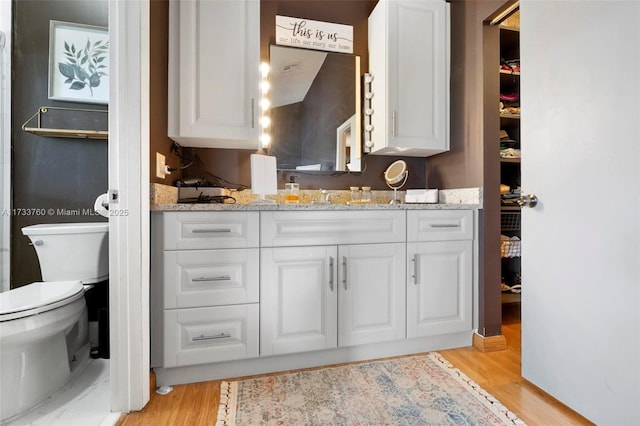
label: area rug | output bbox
[216,352,526,425]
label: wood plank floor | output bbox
[118,303,593,425]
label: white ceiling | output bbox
[269,45,327,108]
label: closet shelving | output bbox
[499,23,522,304]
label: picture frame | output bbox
[48,20,109,105]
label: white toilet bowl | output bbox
[0,281,89,421]
[0,222,108,422]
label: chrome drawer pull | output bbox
[192,276,231,282]
[193,333,231,341]
[191,228,232,233]
[342,256,348,290]
[429,224,459,228]
[411,254,419,285]
[329,256,334,291]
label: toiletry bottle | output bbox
[361,186,372,203]
[350,186,360,204]
[285,178,300,203]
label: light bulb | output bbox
[260,133,271,147]
[261,98,270,111]
[260,116,271,128]
[260,62,270,77]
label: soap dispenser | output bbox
[285,175,300,204]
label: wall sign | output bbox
[276,15,353,54]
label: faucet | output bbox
[315,189,337,204]
[324,191,339,204]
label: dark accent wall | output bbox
[150,0,181,185]
[11,0,108,288]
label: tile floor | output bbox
[5,358,120,426]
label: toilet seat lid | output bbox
[0,281,84,316]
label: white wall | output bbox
[520,1,640,424]
[0,0,11,292]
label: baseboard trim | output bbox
[472,332,507,352]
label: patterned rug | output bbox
[216,352,526,425]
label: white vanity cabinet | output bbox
[151,211,260,368]
[368,0,450,156]
[406,210,473,338]
[168,0,260,148]
[260,211,406,356]
[151,207,477,387]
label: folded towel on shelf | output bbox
[500,148,521,158]
[501,283,522,293]
[500,235,521,257]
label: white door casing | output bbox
[520,1,640,424]
[108,0,151,414]
[0,2,11,292]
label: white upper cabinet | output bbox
[168,0,260,149]
[368,0,450,156]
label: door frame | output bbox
[0,3,11,293]
[108,0,150,413]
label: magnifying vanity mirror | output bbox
[267,45,362,173]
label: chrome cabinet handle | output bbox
[392,110,397,137]
[192,276,231,282]
[429,223,459,228]
[192,333,231,341]
[191,229,232,233]
[329,256,334,291]
[342,256,347,290]
[411,254,419,285]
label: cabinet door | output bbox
[168,0,260,148]
[338,243,406,347]
[407,240,472,337]
[260,246,338,356]
[369,0,449,156]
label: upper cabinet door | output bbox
[368,0,450,157]
[168,0,260,149]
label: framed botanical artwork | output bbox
[48,20,109,105]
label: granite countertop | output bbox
[151,185,483,212]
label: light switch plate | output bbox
[156,152,166,179]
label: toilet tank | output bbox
[22,222,109,284]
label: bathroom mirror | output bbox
[268,45,362,172]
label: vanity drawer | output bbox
[163,248,259,308]
[159,211,259,250]
[260,210,406,247]
[407,210,473,241]
[163,304,259,367]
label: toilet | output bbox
[0,222,108,422]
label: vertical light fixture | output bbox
[363,73,374,153]
[259,62,271,149]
